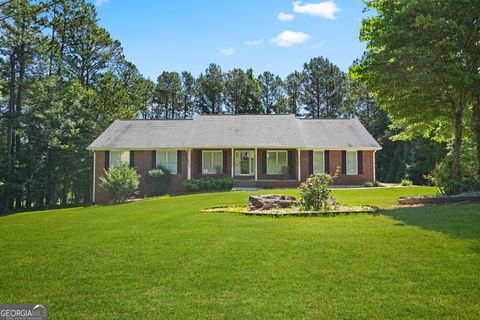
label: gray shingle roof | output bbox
[88,115,381,150]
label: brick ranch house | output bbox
[88,115,381,204]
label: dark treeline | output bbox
[0,0,441,212]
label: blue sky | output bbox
[95,0,368,80]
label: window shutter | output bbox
[221,150,227,174]
[262,150,267,174]
[104,151,110,170]
[197,150,202,173]
[288,151,294,175]
[129,151,135,168]
[151,151,156,169]
[177,151,182,174]
[325,150,330,174]
[308,151,313,175]
[357,150,363,174]
[341,150,347,174]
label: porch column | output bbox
[231,148,234,177]
[187,149,192,180]
[254,148,258,181]
[297,149,301,182]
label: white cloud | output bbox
[277,12,295,22]
[95,0,110,6]
[245,38,264,46]
[293,1,341,20]
[270,30,310,47]
[220,48,235,56]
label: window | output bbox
[202,151,223,174]
[267,151,288,174]
[110,151,129,169]
[313,150,325,174]
[156,150,177,174]
[346,150,358,175]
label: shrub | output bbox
[298,173,334,211]
[426,144,477,194]
[146,166,171,196]
[100,165,140,203]
[263,183,273,189]
[183,177,234,192]
[400,179,412,186]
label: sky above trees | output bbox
[94,0,367,80]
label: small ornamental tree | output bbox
[299,173,334,211]
[146,167,171,196]
[100,165,140,203]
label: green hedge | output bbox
[183,177,234,192]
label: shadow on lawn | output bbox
[381,204,480,242]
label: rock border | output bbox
[202,205,377,217]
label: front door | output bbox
[235,150,255,176]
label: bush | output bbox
[263,183,273,189]
[100,165,140,203]
[426,143,477,194]
[183,177,234,192]
[146,167,171,196]
[400,179,412,186]
[298,173,334,211]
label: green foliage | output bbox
[400,179,413,187]
[146,167,171,196]
[299,174,334,211]
[183,177,234,192]
[100,165,140,203]
[427,144,477,195]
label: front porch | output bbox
[189,148,302,184]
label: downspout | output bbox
[373,150,376,182]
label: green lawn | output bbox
[1,186,479,319]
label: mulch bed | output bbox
[398,193,480,206]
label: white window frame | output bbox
[156,149,178,174]
[266,150,288,175]
[346,150,358,175]
[109,150,130,169]
[234,150,255,176]
[313,150,325,174]
[202,150,223,175]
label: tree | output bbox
[258,71,286,114]
[285,71,303,116]
[302,57,347,118]
[224,68,246,114]
[152,71,181,119]
[180,71,196,118]
[240,68,262,114]
[196,63,224,114]
[351,0,478,193]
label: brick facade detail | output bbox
[94,149,376,204]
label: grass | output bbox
[1,186,479,319]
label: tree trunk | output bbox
[451,101,465,194]
[5,52,16,211]
[14,42,25,210]
[473,96,480,190]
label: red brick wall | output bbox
[94,149,376,203]
[94,150,188,204]
[191,149,232,179]
[328,150,374,185]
